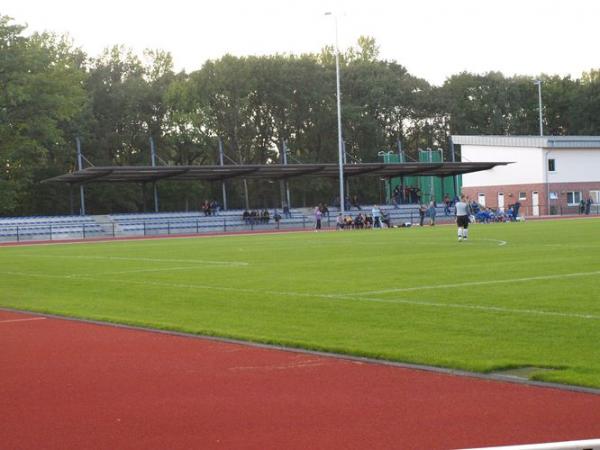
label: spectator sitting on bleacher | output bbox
[336,213,345,230]
[262,209,270,224]
[202,200,211,216]
[210,200,220,215]
[250,210,259,225]
[364,215,373,228]
[282,202,291,218]
[344,215,354,229]
[273,210,281,224]
[242,210,250,224]
[353,213,364,229]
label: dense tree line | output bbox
[1,14,599,215]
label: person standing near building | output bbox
[428,199,437,226]
[455,195,470,241]
[443,194,451,215]
[585,197,593,215]
[371,205,382,228]
[513,200,521,219]
[314,206,322,231]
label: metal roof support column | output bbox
[69,183,74,215]
[150,137,159,213]
[141,182,147,212]
[428,147,435,203]
[397,140,406,204]
[76,137,86,215]
[343,142,349,207]
[282,140,291,209]
[218,137,228,210]
[450,136,458,197]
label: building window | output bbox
[549,192,558,200]
[567,191,582,205]
[519,192,527,200]
[477,193,486,207]
[548,158,556,172]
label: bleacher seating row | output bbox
[0,205,453,243]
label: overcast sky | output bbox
[3,0,599,85]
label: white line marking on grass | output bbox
[13,254,248,267]
[354,270,600,296]
[94,266,203,276]
[3,270,600,321]
[478,238,507,246]
[1,271,279,296]
[0,317,46,324]
[545,243,600,248]
[334,295,600,320]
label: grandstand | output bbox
[0,204,453,243]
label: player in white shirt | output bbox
[455,195,470,241]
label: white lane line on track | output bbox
[0,317,47,324]
[12,254,248,267]
[355,270,600,296]
[3,270,600,321]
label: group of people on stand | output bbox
[242,209,280,225]
[333,206,393,230]
[313,203,393,231]
[392,185,423,205]
[200,200,221,216]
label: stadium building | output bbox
[453,135,600,216]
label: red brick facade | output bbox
[462,182,600,216]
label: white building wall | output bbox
[547,149,600,183]
[462,145,545,187]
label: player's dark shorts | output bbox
[457,215,469,228]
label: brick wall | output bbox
[462,182,600,216]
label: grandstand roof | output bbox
[42,162,509,184]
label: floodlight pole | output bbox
[76,137,86,216]
[325,12,345,216]
[534,80,543,136]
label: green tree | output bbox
[0,15,87,215]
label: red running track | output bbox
[1,310,599,450]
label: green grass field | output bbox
[1,218,599,388]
